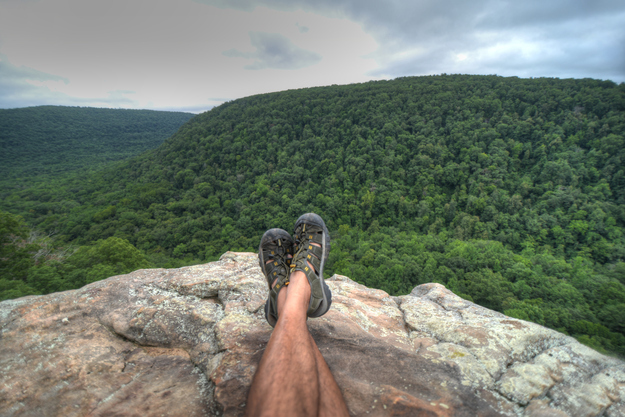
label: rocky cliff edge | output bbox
[1,252,624,417]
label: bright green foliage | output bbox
[68,236,151,280]
[0,211,39,280]
[1,210,151,300]
[0,279,39,301]
[2,75,625,355]
[504,298,546,325]
[25,265,65,295]
[31,236,151,292]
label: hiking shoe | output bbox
[290,213,332,318]
[258,228,294,327]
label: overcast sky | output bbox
[1,0,623,113]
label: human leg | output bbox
[245,271,319,417]
[289,213,349,416]
[247,215,349,417]
[308,330,350,417]
[246,272,349,417]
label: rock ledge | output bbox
[1,252,624,416]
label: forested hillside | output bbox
[0,106,194,181]
[2,75,625,355]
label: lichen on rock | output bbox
[1,252,623,416]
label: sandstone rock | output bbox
[0,251,623,416]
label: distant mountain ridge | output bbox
[0,106,194,179]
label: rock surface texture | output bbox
[1,252,624,417]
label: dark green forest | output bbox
[1,75,625,356]
[0,106,194,183]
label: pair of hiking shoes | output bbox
[258,213,332,327]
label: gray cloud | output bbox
[0,54,69,108]
[223,31,321,70]
[0,54,139,109]
[0,56,68,86]
[372,9,625,81]
[475,0,625,29]
[198,0,625,82]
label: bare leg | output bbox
[309,331,350,417]
[245,272,349,417]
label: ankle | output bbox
[284,272,311,312]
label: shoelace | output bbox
[291,224,312,272]
[270,239,292,287]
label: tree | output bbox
[0,210,39,280]
[64,237,152,287]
